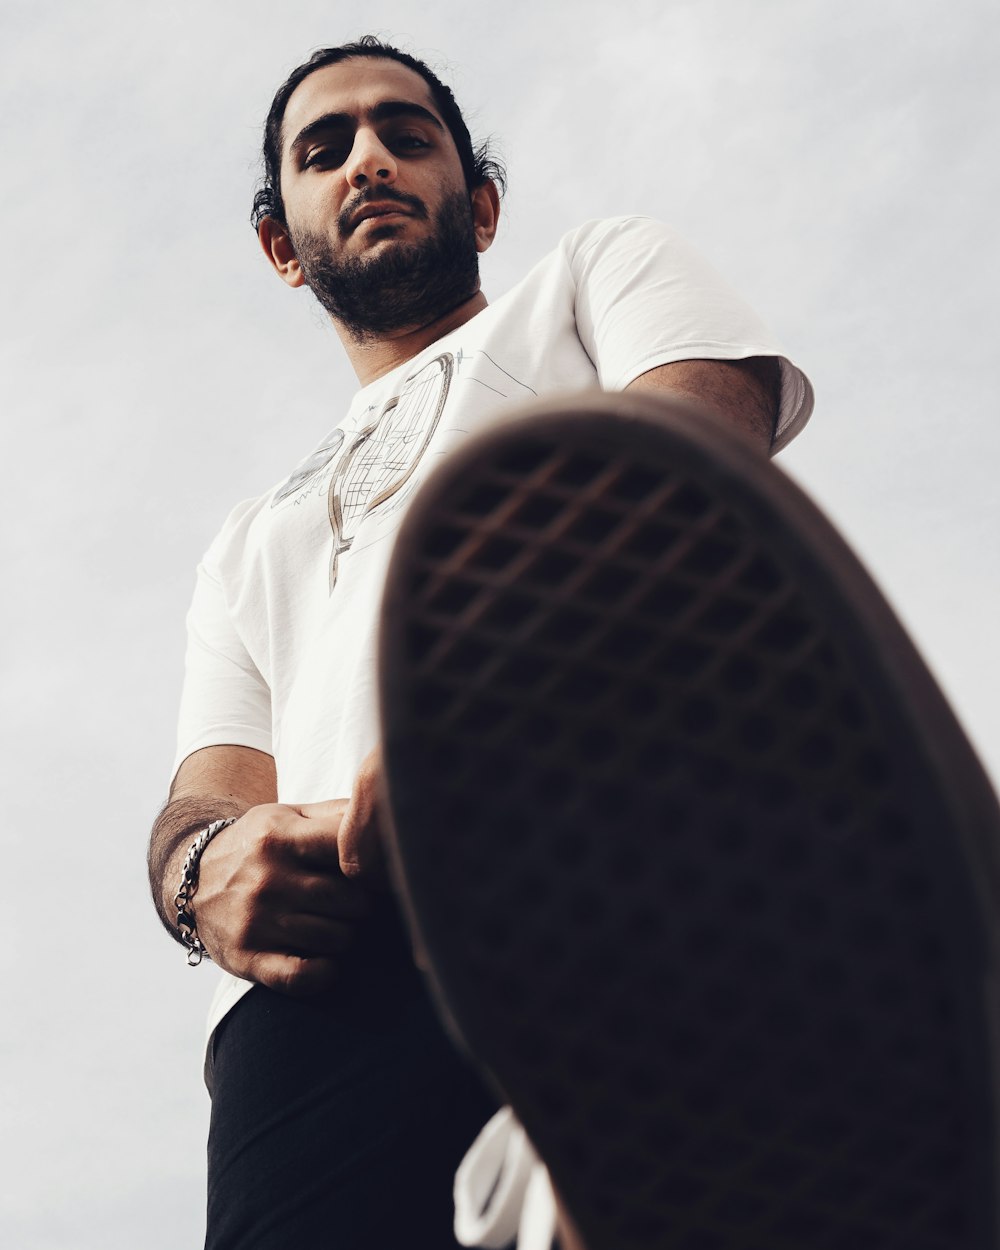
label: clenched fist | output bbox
[191,748,387,994]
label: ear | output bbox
[470,179,501,255]
[258,216,306,288]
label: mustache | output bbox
[338,187,429,234]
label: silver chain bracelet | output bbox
[174,818,237,966]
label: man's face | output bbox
[273,58,486,337]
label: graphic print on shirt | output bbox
[270,428,346,508]
[326,353,454,591]
[268,349,537,593]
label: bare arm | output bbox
[148,744,277,939]
[625,356,781,453]
[148,744,378,995]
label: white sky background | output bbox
[2,0,998,1245]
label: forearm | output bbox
[148,794,247,945]
[148,744,278,946]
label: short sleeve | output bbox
[171,550,273,781]
[568,218,814,450]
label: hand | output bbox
[194,798,371,995]
[336,746,387,882]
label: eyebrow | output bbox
[288,100,445,160]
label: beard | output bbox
[291,189,481,340]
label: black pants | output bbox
[205,902,500,1249]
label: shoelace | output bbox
[453,1106,557,1250]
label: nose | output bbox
[345,128,397,189]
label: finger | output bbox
[295,799,351,822]
[290,872,371,919]
[282,801,350,865]
[245,951,340,997]
[261,912,357,956]
[338,750,385,879]
[221,804,342,870]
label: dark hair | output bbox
[251,36,506,229]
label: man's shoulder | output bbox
[199,492,273,572]
[545,216,695,277]
[498,217,675,303]
[557,215,674,252]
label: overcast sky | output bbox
[3,1,999,1246]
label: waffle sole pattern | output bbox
[379,393,1000,1250]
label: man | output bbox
[149,36,1000,1250]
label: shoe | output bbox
[453,1106,555,1250]
[378,391,1000,1250]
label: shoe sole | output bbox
[378,392,1000,1250]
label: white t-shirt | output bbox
[174,216,814,1034]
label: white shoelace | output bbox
[453,1106,557,1250]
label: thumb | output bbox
[286,800,349,864]
[338,748,386,880]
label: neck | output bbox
[335,288,488,386]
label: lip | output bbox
[351,203,413,230]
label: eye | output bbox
[303,145,349,170]
[389,131,432,155]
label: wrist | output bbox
[149,796,244,943]
[174,818,238,965]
